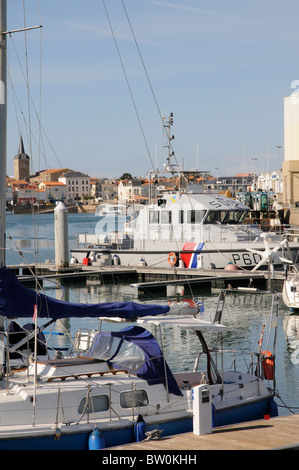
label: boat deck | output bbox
[108,414,299,450]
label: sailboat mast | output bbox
[0,0,7,269]
[0,0,6,378]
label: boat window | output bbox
[238,210,249,222]
[204,210,249,224]
[149,211,159,224]
[204,211,222,224]
[112,340,145,371]
[187,210,206,223]
[221,211,234,223]
[86,334,145,371]
[120,389,149,409]
[161,210,172,224]
[78,394,109,415]
[179,210,184,224]
[222,210,248,224]
[87,335,122,360]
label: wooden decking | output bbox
[109,414,299,450]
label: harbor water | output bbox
[4,212,299,419]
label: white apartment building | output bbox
[38,182,67,201]
[283,90,299,203]
[118,179,142,204]
[58,171,91,200]
[14,187,37,205]
[6,185,13,204]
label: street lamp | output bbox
[215,167,219,188]
[276,145,282,171]
[252,157,258,191]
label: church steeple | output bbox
[14,134,30,181]
[18,134,25,155]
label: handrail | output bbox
[47,368,128,382]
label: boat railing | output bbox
[283,226,299,241]
[212,347,275,382]
[203,223,261,242]
[212,348,256,373]
[166,348,255,375]
[171,345,272,382]
[74,220,295,247]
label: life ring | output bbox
[261,350,274,380]
[168,252,177,266]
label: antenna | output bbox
[162,113,177,172]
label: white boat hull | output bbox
[0,365,276,450]
[71,240,299,270]
[283,273,299,310]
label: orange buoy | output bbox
[262,350,274,380]
[168,252,177,266]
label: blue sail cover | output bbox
[87,325,182,396]
[0,266,170,320]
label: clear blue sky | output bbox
[5,0,299,179]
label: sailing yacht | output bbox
[0,269,279,450]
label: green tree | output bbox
[119,172,132,180]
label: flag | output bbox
[33,304,37,321]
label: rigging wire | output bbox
[37,0,42,177]
[6,2,95,266]
[110,4,223,274]
[8,34,61,172]
[120,1,160,121]
[22,0,32,167]
[6,9,62,175]
[120,0,179,170]
[101,0,155,170]
[103,5,206,277]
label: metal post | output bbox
[0,0,7,269]
[159,324,169,402]
[54,202,69,268]
[0,0,7,378]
